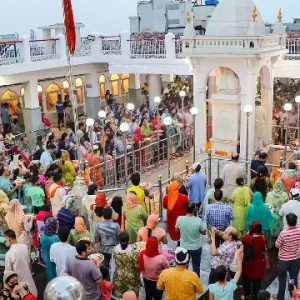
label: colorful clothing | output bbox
[211,241,237,269]
[281,169,298,194]
[61,161,76,186]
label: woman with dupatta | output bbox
[39,217,59,282]
[246,192,275,246]
[86,146,104,187]
[266,180,288,245]
[5,199,33,253]
[122,193,148,244]
[69,216,93,246]
[141,118,153,171]
[132,127,145,172]
[281,162,298,194]
[231,178,253,238]
[163,181,189,244]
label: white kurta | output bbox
[49,183,66,215]
[255,106,266,138]
[220,162,246,199]
[5,243,37,296]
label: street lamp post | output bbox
[179,90,186,152]
[154,96,161,164]
[98,110,106,145]
[120,122,130,188]
[284,103,292,163]
[163,116,172,180]
[295,96,300,141]
[243,105,253,183]
[86,117,95,181]
[126,103,135,123]
[190,107,198,163]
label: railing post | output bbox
[217,159,220,178]
[208,149,212,186]
[113,153,117,188]
[139,141,143,174]
[165,32,176,60]
[279,156,283,169]
[158,175,163,219]
[20,36,31,63]
[132,146,136,173]
[185,160,189,174]
[120,31,130,60]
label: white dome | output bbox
[206,0,266,36]
[273,21,285,35]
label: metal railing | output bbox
[29,38,59,62]
[174,38,183,58]
[129,38,166,59]
[285,37,300,60]
[0,40,23,66]
[74,37,92,57]
[101,36,121,55]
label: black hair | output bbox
[41,204,51,212]
[186,201,196,214]
[214,265,227,282]
[4,229,16,240]
[118,232,129,250]
[257,290,271,300]
[111,196,123,216]
[195,164,201,173]
[131,172,141,186]
[254,166,268,197]
[232,153,239,160]
[236,177,244,186]
[102,207,113,220]
[214,189,223,201]
[13,168,20,181]
[88,183,98,195]
[47,143,56,150]
[100,266,109,280]
[288,162,297,170]
[58,226,70,242]
[30,175,39,185]
[0,166,5,176]
[95,207,104,218]
[175,251,189,265]
[259,152,268,160]
[214,178,224,190]
[79,122,85,129]
[23,172,32,181]
[286,213,298,227]
[53,172,62,183]
[251,223,263,235]
[76,239,91,255]
[61,132,68,141]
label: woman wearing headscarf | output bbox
[0,271,33,300]
[242,221,268,300]
[111,232,141,298]
[57,196,76,231]
[111,196,123,227]
[39,217,59,282]
[5,199,33,253]
[163,181,189,244]
[231,178,253,238]
[132,127,145,172]
[122,193,148,244]
[137,214,167,252]
[250,166,273,201]
[138,237,169,300]
[60,150,76,187]
[69,216,93,246]
[266,180,288,245]
[280,162,299,194]
[86,145,104,187]
[246,192,275,246]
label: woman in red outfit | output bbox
[242,221,268,300]
[132,127,145,172]
[163,181,189,244]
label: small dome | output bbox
[206,0,265,36]
[273,22,285,34]
[248,20,267,36]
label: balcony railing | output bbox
[129,38,166,59]
[101,36,121,55]
[74,37,92,57]
[29,38,59,62]
[285,37,300,60]
[0,40,23,66]
[174,38,183,58]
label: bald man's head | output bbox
[231,153,239,161]
[223,226,238,242]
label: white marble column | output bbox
[85,72,101,120]
[148,74,161,111]
[129,74,141,105]
[261,83,273,144]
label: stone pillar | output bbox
[120,31,130,60]
[85,72,101,120]
[20,36,31,63]
[208,76,216,98]
[148,74,161,111]
[261,84,273,144]
[23,79,43,146]
[129,74,141,105]
[165,32,176,60]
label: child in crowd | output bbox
[99,266,113,300]
[27,175,45,215]
[22,172,33,213]
[257,290,271,300]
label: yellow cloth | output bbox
[157,268,204,300]
[127,185,147,212]
[61,161,76,186]
[167,181,179,211]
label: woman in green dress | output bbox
[231,177,252,238]
[39,217,60,282]
[69,216,94,246]
[122,193,148,244]
[246,192,275,246]
[266,180,288,246]
[111,232,141,298]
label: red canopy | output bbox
[63,0,76,54]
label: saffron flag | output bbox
[63,0,76,54]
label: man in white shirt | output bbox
[220,153,246,199]
[49,172,66,215]
[279,188,300,229]
[50,227,77,276]
[40,143,56,169]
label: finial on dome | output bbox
[278,8,282,22]
[186,11,191,23]
[252,5,257,21]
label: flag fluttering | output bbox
[63,0,76,54]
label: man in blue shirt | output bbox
[1,103,10,136]
[56,94,64,129]
[187,162,207,210]
[40,143,56,169]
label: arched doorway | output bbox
[45,83,61,111]
[63,80,70,98]
[37,84,43,108]
[110,74,119,96]
[99,75,106,99]
[121,74,129,94]
[0,90,20,119]
[75,77,85,115]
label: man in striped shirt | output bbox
[275,213,300,300]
